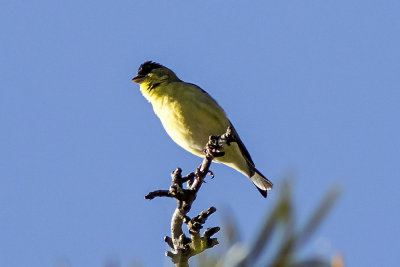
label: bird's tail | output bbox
[250,169,273,198]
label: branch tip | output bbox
[204,226,220,238]
[164,236,174,249]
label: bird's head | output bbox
[132,61,180,88]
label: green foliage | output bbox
[196,181,341,267]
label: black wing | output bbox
[229,121,256,176]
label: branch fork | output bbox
[145,127,236,266]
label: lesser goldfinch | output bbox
[132,61,273,197]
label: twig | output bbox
[145,126,236,266]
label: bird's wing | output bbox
[228,122,256,174]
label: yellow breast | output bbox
[140,81,251,177]
[142,82,229,156]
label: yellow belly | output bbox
[145,82,251,177]
[155,94,229,156]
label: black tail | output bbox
[250,169,273,198]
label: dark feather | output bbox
[256,187,268,198]
[229,122,256,176]
[137,61,164,76]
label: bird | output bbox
[132,61,273,197]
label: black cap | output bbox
[137,61,163,77]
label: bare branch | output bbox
[145,126,236,266]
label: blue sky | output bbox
[1,0,399,266]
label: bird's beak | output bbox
[132,75,145,84]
